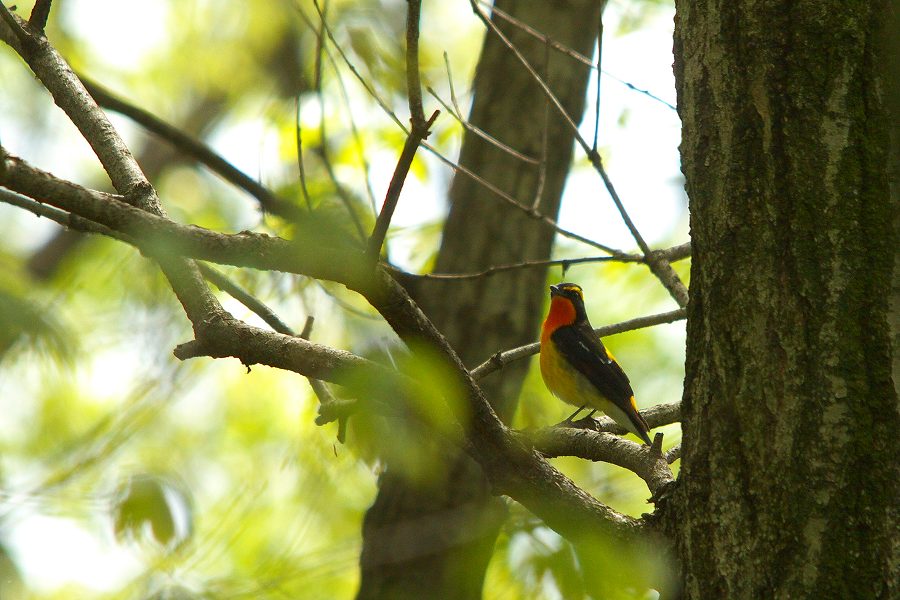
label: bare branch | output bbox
[198,265,294,335]
[0,153,373,287]
[0,185,296,340]
[411,254,643,280]
[80,76,304,222]
[28,0,52,32]
[305,0,628,259]
[366,0,438,261]
[591,8,603,153]
[468,0,691,305]
[427,85,539,165]
[366,109,439,261]
[483,1,678,111]
[171,315,392,389]
[0,8,219,327]
[471,309,687,380]
[299,317,346,442]
[523,428,675,498]
[404,0,426,125]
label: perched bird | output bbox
[540,282,653,445]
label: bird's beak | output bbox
[549,285,560,296]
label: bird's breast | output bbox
[540,339,595,408]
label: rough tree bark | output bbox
[671,1,899,598]
[357,1,604,598]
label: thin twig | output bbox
[435,52,540,165]
[324,43,379,214]
[471,308,687,380]
[591,9,603,153]
[403,0,426,125]
[470,0,689,304]
[602,70,677,111]
[482,0,677,112]
[427,85,539,165]
[531,41,551,210]
[299,317,346,442]
[419,139,626,256]
[309,0,404,131]
[366,0,437,261]
[198,265,294,335]
[306,0,625,257]
[426,257,616,280]
[80,76,304,221]
[413,253,643,280]
[29,0,52,31]
[295,96,313,211]
[312,20,368,243]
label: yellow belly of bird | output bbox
[540,343,642,438]
[540,342,613,411]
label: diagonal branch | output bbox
[80,76,305,222]
[366,0,439,261]
[307,0,627,259]
[28,0,53,32]
[0,152,373,287]
[468,0,690,307]
[0,6,219,326]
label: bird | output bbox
[539,282,653,445]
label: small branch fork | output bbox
[366,0,439,262]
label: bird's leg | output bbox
[571,409,598,428]
[557,405,586,427]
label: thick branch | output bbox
[0,153,374,289]
[523,428,674,498]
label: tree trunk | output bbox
[671,1,899,598]
[357,1,603,598]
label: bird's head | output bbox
[546,282,589,328]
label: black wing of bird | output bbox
[549,322,635,405]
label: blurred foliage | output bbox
[0,0,682,598]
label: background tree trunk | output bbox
[357,1,603,598]
[671,1,899,597]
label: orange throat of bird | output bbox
[541,296,577,342]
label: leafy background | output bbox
[0,0,685,597]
